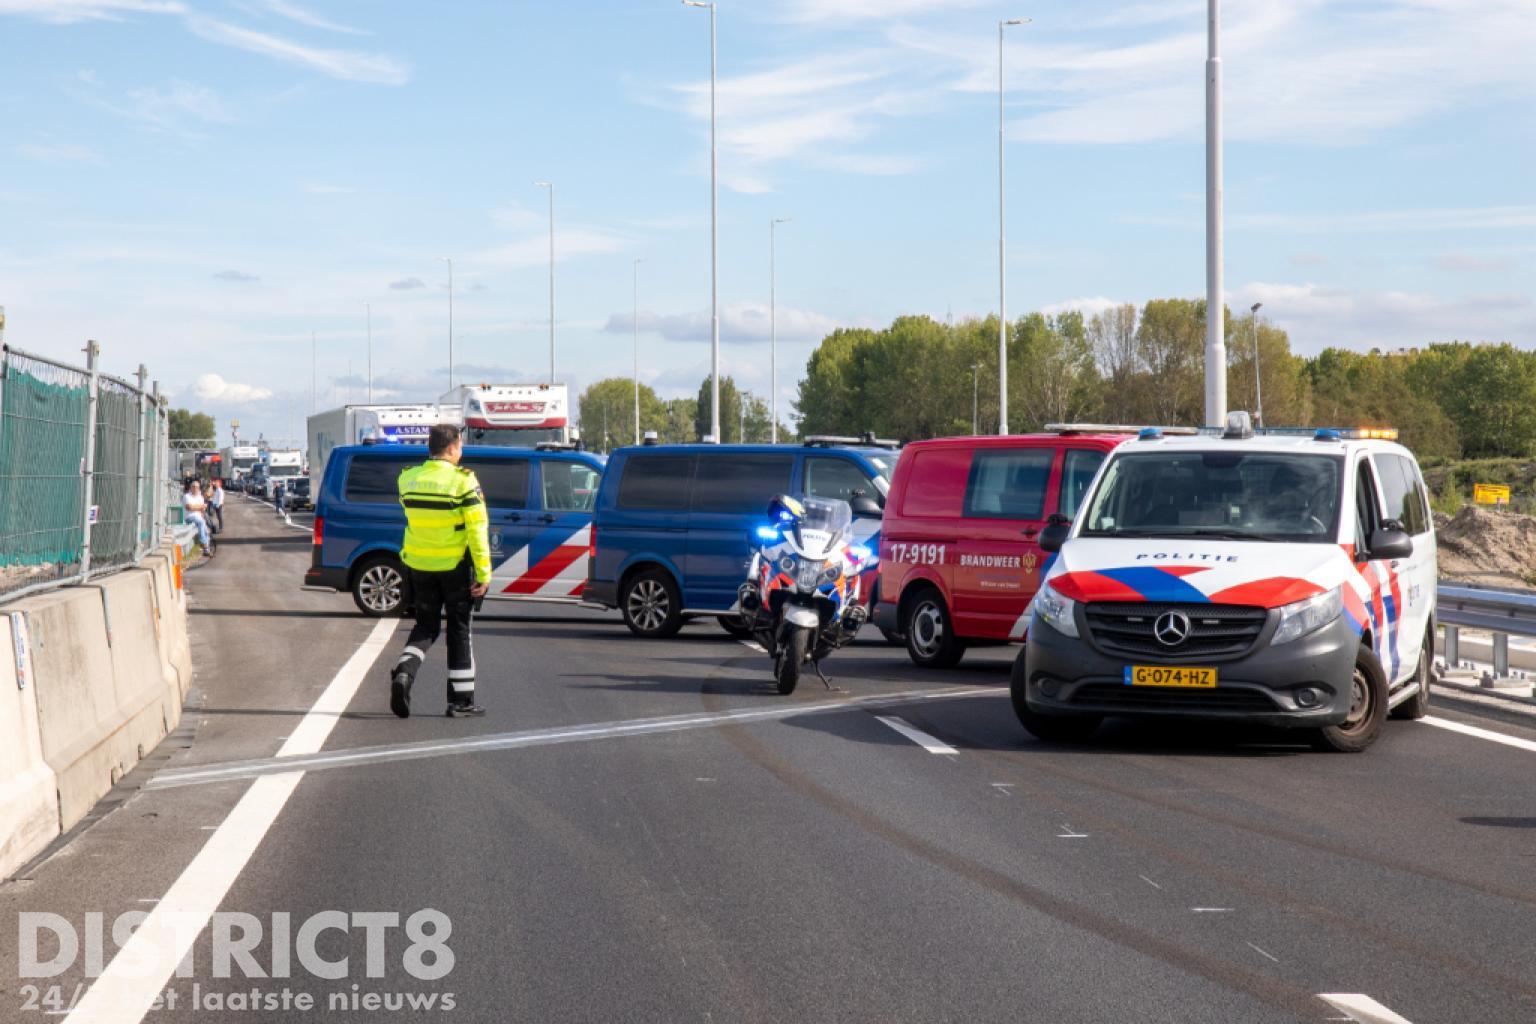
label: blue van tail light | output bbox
[313,516,323,546]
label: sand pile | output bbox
[1434,505,1536,588]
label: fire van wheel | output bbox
[1389,631,1433,721]
[1310,647,1387,753]
[904,590,966,668]
[621,570,684,639]
[352,557,408,617]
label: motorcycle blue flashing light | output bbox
[756,525,781,542]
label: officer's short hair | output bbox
[428,424,462,456]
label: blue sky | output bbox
[2,0,1532,444]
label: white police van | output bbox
[1016,413,1436,752]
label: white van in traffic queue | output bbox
[1016,412,1437,753]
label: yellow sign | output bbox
[1473,483,1511,505]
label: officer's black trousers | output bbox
[393,558,477,705]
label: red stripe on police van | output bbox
[1207,576,1324,609]
[1048,571,1145,603]
[505,544,588,595]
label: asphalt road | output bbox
[4,498,1536,1023]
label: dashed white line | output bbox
[736,639,768,654]
[1317,993,1414,1023]
[1423,715,1536,754]
[1191,907,1234,913]
[873,715,958,754]
[1245,941,1279,963]
[1056,824,1089,838]
[1138,875,1162,890]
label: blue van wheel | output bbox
[621,569,684,639]
[352,556,408,617]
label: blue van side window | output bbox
[805,456,879,506]
[619,455,695,510]
[693,454,793,512]
[463,458,529,509]
[345,456,416,504]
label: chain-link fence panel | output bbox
[89,374,142,571]
[0,349,90,598]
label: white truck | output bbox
[218,445,262,487]
[307,404,441,483]
[259,451,304,503]
[440,383,572,448]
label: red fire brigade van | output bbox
[873,428,1146,667]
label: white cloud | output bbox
[186,16,409,84]
[909,0,1536,147]
[604,302,842,344]
[471,226,627,269]
[1230,280,1536,353]
[0,0,184,24]
[16,142,102,164]
[259,0,364,36]
[194,373,273,403]
[1041,296,1123,319]
[212,269,259,283]
[114,79,234,129]
[1436,251,1515,273]
[491,203,544,230]
[388,276,426,291]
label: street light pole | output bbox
[998,17,1029,436]
[535,181,556,383]
[633,257,644,444]
[439,256,454,391]
[771,217,790,444]
[365,303,372,404]
[1204,0,1227,427]
[1250,301,1264,428]
[683,0,720,443]
[972,362,980,435]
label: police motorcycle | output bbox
[737,495,873,694]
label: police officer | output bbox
[389,424,492,719]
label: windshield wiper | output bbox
[1178,529,1279,542]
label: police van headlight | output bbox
[1033,581,1079,639]
[1270,587,1343,646]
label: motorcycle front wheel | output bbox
[776,626,809,695]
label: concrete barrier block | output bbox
[87,570,182,766]
[23,585,138,830]
[0,615,61,880]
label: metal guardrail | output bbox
[1436,584,1536,678]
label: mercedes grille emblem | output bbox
[1153,610,1192,647]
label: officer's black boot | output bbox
[446,700,485,718]
[390,670,415,719]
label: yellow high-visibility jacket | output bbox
[398,458,492,583]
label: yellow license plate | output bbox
[1124,665,1217,688]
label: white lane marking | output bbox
[1191,907,1233,913]
[147,685,1003,790]
[1317,993,1413,1024]
[62,619,397,1024]
[278,617,396,756]
[1139,875,1162,890]
[990,782,1014,796]
[736,638,768,654]
[1423,715,1536,755]
[874,715,958,754]
[1245,941,1279,963]
[1057,824,1089,838]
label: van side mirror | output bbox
[1038,513,1071,554]
[850,495,883,519]
[1368,526,1412,561]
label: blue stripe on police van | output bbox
[1096,566,1210,605]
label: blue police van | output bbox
[304,442,606,616]
[585,438,896,638]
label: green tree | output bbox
[660,398,698,443]
[168,408,215,441]
[577,377,670,452]
[1011,311,1102,430]
[695,375,774,443]
[1226,313,1311,428]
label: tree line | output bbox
[793,301,1533,460]
[576,375,791,451]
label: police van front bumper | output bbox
[1023,609,1361,729]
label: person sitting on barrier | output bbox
[182,480,212,556]
[208,476,225,532]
